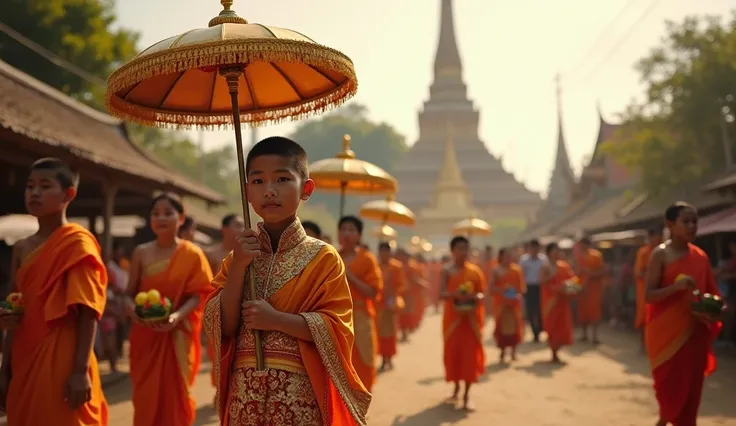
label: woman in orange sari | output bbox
[645,202,722,426]
[540,243,576,363]
[490,248,525,362]
[337,216,382,392]
[124,193,214,426]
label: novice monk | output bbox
[377,242,405,371]
[645,202,722,426]
[204,214,246,390]
[398,249,426,340]
[540,243,576,363]
[204,137,371,425]
[440,236,486,411]
[1,158,108,425]
[635,228,663,336]
[125,193,214,426]
[337,215,382,393]
[490,248,526,362]
[576,237,606,344]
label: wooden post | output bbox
[101,182,118,263]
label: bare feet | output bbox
[511,349,517,361]
[462,394,475,411]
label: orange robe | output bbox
[645,244,722,426]
[428,261,442,309]
[491,264,526,349]
[204,221,371,425]
[634,244,653,328]
[483,259,498,314]
[577,249,605,325]
[443,262,486,383]
[128,241,213,426]
[399,259,423,331]
[542,261,576,351]
[8,223,108,425]
[343,247,382,392]
[377,259,405,358]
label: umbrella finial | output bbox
[386,193,394,201]
[209,0,248,27]
[336,134,356,159]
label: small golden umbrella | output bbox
[373,225,398,240]
[309,134,397,217]
[359,194,416,227]
[105,0,357,372]
[452,214,493,237]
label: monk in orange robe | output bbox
[204,137,371,425]
[397,249,426,341]
[490,248,526,362]
[576,237,607,344]
[124,193,214,426]
[205,214,246,389]
[635,228,663,349]
[540,243,576,363]
[482,246,498,315]
[645,202,722,426]
[376,242,405,371]
[1,158,108,425]
[440,236,486,411]
[337,215,382,392]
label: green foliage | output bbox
[0,0,139,106]
[290,104,409,215]
[602,14,736,195]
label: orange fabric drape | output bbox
[645,244,722,426]
[541,261,575,351]
[128,241,213,426]
[577,249,605,324]
[8,224,108,425]
[443,262,486,383]
[378,259,405,358]
[634,244,654,328]
[206,247,371,426]
[491,264,526,349]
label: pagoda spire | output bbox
[543,75,575,210]
[434,0,462,78]
[433,123,472,208]
[553,74,574,183]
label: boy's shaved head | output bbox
[246,136,308,180]
[30,157,79,189]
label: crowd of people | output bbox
[0,135,726,426]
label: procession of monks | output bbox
[0,135,725,426]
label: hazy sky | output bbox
[114,0,735,196]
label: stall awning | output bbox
[696,207,736,236]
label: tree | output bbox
[1,0,139,106]
[290,103,409,214]
[603,14,736,195]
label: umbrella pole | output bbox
[221,66,265,372]
[339,181,347,218]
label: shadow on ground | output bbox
[390,401,468,426]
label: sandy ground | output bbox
[95,311,736,425]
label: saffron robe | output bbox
[399,259,424,331]
[443,262,486,383]
[634,244,654,329]
[204,220,371,426]
[542,261,576,351]
[577,249,605,324]
[128,241,213,426]
[491,264,526,349]
[377,259,405,358]
[8,223,108,425]
[343,247,382,392]
[645,243,722,426]
[483,259,498,314]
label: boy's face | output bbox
[25,169,74,217]
[451,241,469,263]
[247,155,314,225]
[669,207,698,242]
[222,216,245,243]
[378,248,391,263]
[338,222,360,248]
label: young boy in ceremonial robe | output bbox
[635,228,663,346]
[645,202,722,426]
[1,158,108,425]
[336,215,383,393]
[124,193,214,426]
[377,242,405,371]
[576,237,606,344]
[490,248,526,362]
[204,137,371,425]
[440,236,486,411]
[540,243,576,363]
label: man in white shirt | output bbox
[519,239,548,342]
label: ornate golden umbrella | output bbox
[309,134,397,217]
[105,0,357,372]
[359,194,416,226]
[452,214,492,237]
